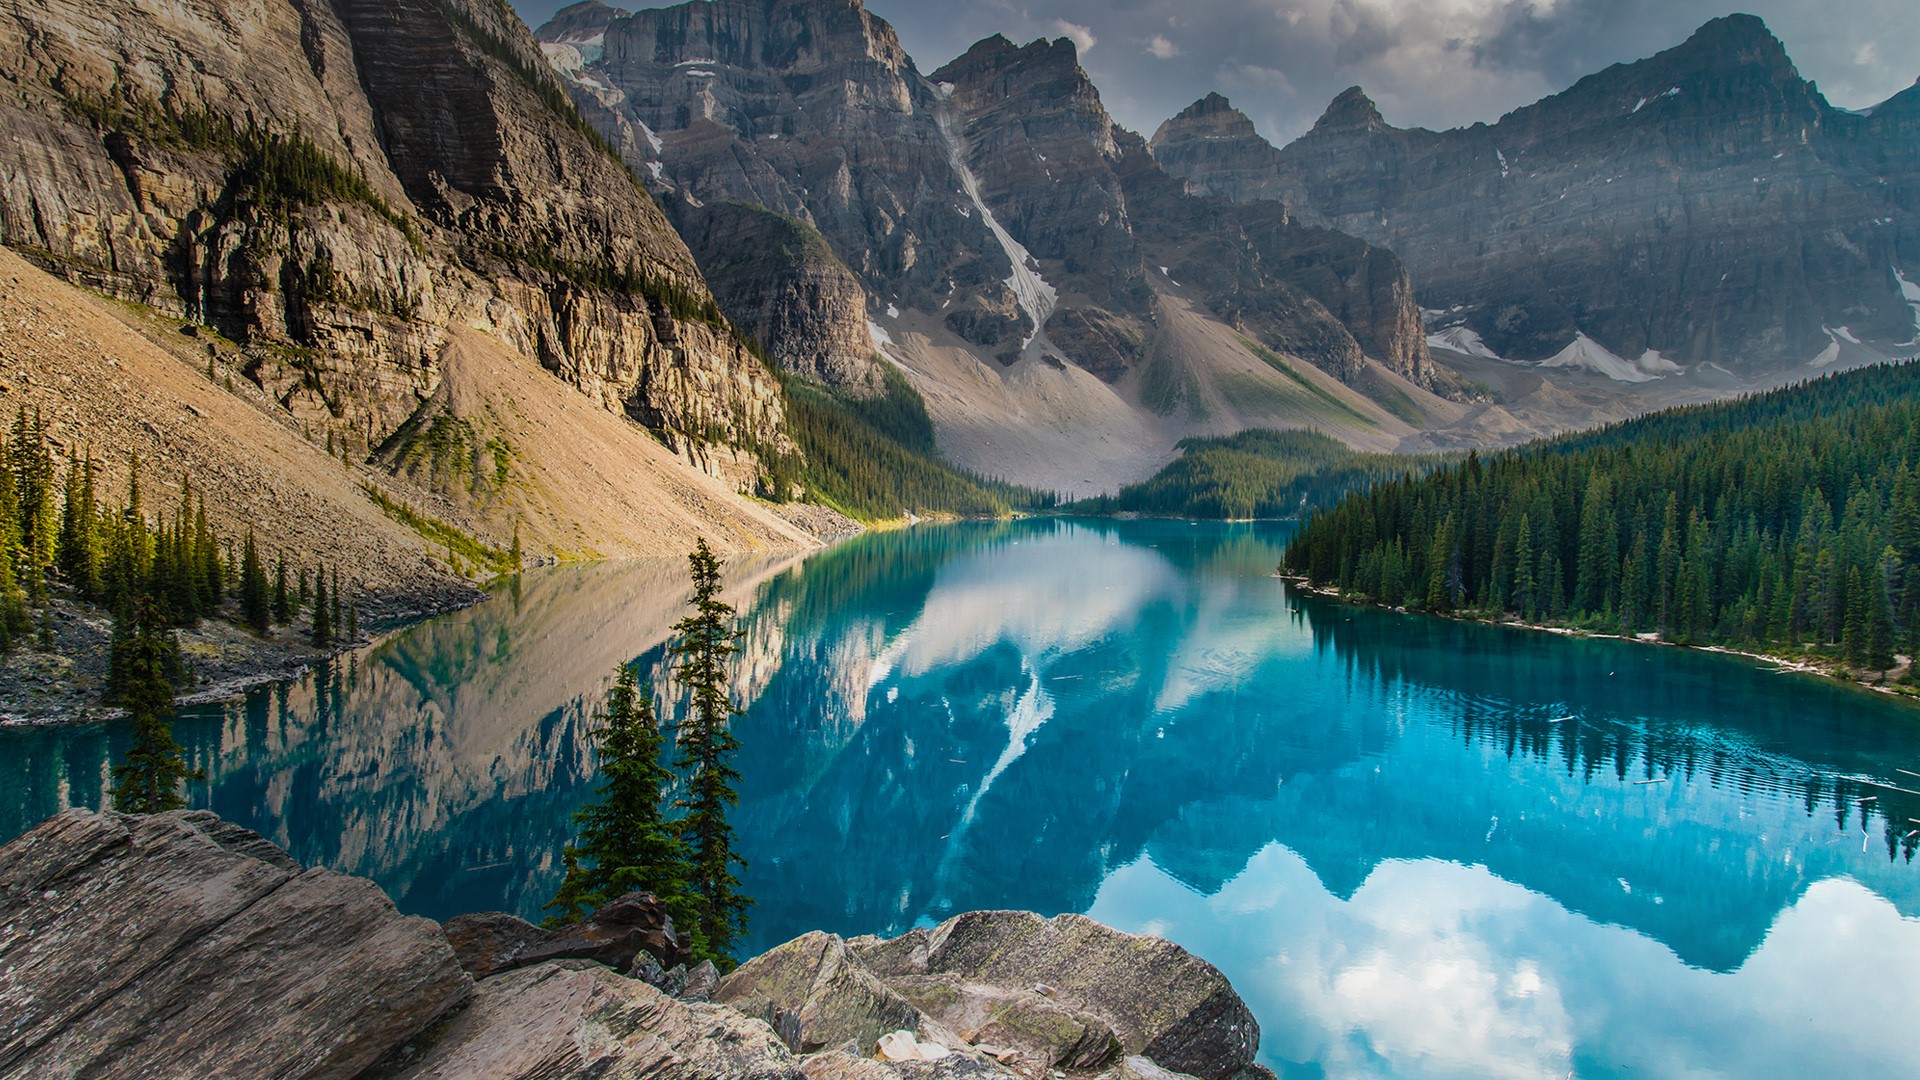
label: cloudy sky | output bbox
[511,1,1919,144]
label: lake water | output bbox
[6,518,1920,1078]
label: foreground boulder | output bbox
[1,811,1270,1078]
[854,912,1266,1080]
[384,960,803,1079]
[0,808,470,1079]
[443,891,693,979]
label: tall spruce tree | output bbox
[110,596,197,813]
[239,531,270,635]
[669,538,750,967]
[310,569,332,647]
[272,558,291,624]
[544,667,695,934]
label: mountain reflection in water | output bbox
[5,519,1917,1078]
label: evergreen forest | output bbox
[1075,429,1448,520]
[1283,363,1920,676]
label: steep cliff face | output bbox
[541,0,1015,375]
[1155,15,1920,372]
[0,0,789,491]
[535,0,1442,461]
[668,200,882,397]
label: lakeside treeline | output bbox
[764,368,1057,521]
[1283,362,1920,672]
[1075,429,1450,519]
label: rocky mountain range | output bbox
[1,0,1913,525]
[1152,14,1920,377]
[535,0,1496,495]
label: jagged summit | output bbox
[933,32,1088,88]
[1177,91,1237,119]
[1679,12,1790,62]
[539,0,624,38]
[1312,86,1386,133]
[1154,92,1260,144]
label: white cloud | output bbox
[1146,34,1180,59]
[1048,19,1097,54]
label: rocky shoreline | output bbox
[0,579,486,727]
[0,809,1273,1079]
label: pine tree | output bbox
[239,531,270,635]
[545,667,694,934]
[57,453,103,598]
[330,569,344,642]
[310,569,332,648]
[669,538,751,967]
[272,558,291,624]
[110,596,198,813]
[11,407,57,603]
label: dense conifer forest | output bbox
[1076,429,1447,519]
[768,369,1056,521]
[1283,362,1920,676]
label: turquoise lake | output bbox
[6,518,1920,1078]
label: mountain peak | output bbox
[1154,93,1261,148]
[1665,13,1796,81]
[1313,87,1385,133]
[1174,92,1237,121]
[537,0,625,40]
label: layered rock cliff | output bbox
[1153,15,1920,372]
[534,0,1438,414]
[0,0,791,491]
[1,808,1275,1079]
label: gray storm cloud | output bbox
[512,1,1918,145]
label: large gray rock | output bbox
[0,808,471,1079]
[714,931,971,1059]
[854,912,1262,1080]
[388,959,804,1079]
[886,972,1122,1071]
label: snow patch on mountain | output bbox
[1540,333,1675,382]
[1426,325,1503,361]
[1895,267,1920,340]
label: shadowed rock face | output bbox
[443,890,695,978]
[1153,15,1920,371]
[671,200,885,397]
[0,0,790,482]
[535,0,1436,394]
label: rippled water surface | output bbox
[7,519,1920,1078]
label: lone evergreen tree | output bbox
[310,568,332,647]
[239,531,270,635]
[670,538,750,967]
[110,596,198,813]
[272,557,292,624]
[330,568,344,641]
[544,667,693,933]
